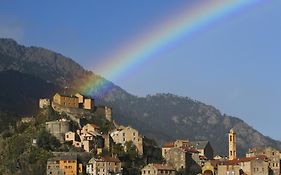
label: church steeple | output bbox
[228,128,237,160]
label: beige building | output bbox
[110,126,143,155]
[217,163,240,175]
[75,93,94,110]
[247,147,280,175]
[228,129,237,160]
[53,93,79,108]
[39,98,51,108]
[217,156,269,175]
[47,155,83,175]
[162,140,189,158]
[86,156,122,175]
[165,146,200,173]
[141,164,176,175]
[65,123,103,153]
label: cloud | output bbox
[0,16,24,41]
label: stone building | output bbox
[217,162,240,175]
[39,98,51,108]
[162,140,190,159]
[86,156,122,175]
[53,93,79,108]
[47,155,83,175]
[247,147,280,175]
[65,123,103,153]
[141,164,176,175]
[217,156,269,175]
[228,129,237,160]
[191,141,214,160]
[75,93,94,110]
[165,146,200,173]
[110,126,143,155]
[46,119,70,143]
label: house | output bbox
[46,119,70,143]
[164,146,200,173]
[86,156,122,175]
[217,162,241,175]
[110,126,143,155]
[190,141,214,160]
[246,147,280,175]
[47,155,83,175]
[53,93,79,108]
[162,140,189,159]
[80,123,100,135]
[141,163,176,175]
[217,156,269,175]
[75,93,94,110]
[162,141,175,158]
[65,123,103,153]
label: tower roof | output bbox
[229,128,235,134]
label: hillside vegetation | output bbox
[0,38,280,155]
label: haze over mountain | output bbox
[0,38,280,155]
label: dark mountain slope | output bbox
[0,38,280,155]
[0,70,60,115]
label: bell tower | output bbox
[228,128,237,160]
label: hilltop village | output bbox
[18,92,281,175]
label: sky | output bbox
[0,1,280,140]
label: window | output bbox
[230,151,233,156]
[230,135,232,142]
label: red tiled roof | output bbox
[222,155,268,165]
[162,141,175,148]
[90,124,100,129]
[101,156,120,163]
[152,164,175,170]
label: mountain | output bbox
[0,38,280,155]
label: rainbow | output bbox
[80,0,259,96]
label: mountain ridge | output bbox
[0,38,280,155]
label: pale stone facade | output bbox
[228,129,237,160]
[86,156,122,175]
[39,98,51,108]
[75,93,94,110]
[247,147,280,175]
[217,164,240,175]
[217,156,269,175]
[65,123,103,153]
[165,147,189,171]
[141,164,176,175]
[110,126,143,155]
[53,93,79,108]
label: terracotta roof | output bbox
[89,123,100,129]
[101,156,120,163]
[152,164,175,170]
[222,156,268,165]
[162,141,175,148]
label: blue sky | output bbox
[0,1,281,140]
